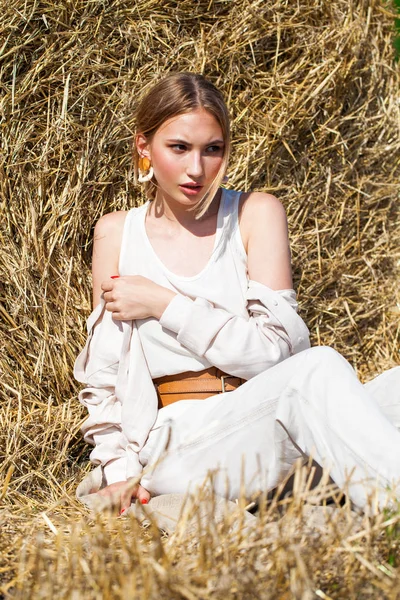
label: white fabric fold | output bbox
[159,280,310,380]
[74,282,310,484]
[74,298,158,484]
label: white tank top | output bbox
[118,188,249,378]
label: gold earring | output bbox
[138,157,154,182]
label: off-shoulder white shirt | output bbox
[74,190,310,485]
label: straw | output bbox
[1,0,399,597]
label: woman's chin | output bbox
[158,190,203,207]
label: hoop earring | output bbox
[138,157,154,183]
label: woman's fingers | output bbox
[103,284,123,315]
[91,481,151,514]
[103,290,117,304]
[120,483,151,512]
[136,484,151,505]
[101,279,114,292]
[104,300,116,312]
[101,275,162,320]
[103,290,121,315]
[120,483,138,512]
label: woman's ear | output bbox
[136,133,151,158]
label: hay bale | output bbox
[0,1,399,597]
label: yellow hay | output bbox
[0,0,399,597]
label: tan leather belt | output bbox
[153,367,245,408]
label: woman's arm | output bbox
[239,192,293,290]
[92,211,127,308]
[159,283,309,379]
[75,211,150,509]
[96,194,309,380]
[158,193,310,378]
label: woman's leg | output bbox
[364,366,400,429]
[140,347,400,510]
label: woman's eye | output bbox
[169,144,223,153]
[206,145,223,153]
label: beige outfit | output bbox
[74,189,400,509]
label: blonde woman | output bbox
[75,73,400,515]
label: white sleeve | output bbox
[74,303,131,485]
[159,280,310,379]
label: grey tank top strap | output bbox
[218,188,247,262]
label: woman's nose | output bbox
[186,151,203,178]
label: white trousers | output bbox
[140,347,400,509]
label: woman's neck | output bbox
[150,189,222,229]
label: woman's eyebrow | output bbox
[166,138,224,145]
[166,138,189,144]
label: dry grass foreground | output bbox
[0,0,399,597]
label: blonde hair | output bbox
[134,72,230,218]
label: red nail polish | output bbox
[120,508,126,515]
[141,498,148,504]
[111,275,119,279]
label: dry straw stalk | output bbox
[0,0,399,597]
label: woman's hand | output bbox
[101,275,176,320]
[93,481,151,514]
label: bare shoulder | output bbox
[240,191,287,219]
[94,210,128,242]
[239,191,288,248]
[237,191,292,288]
[92,211,128,307]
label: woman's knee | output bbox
[304,345,351,373]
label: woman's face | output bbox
[138,108,225,206]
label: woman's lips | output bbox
[179,184,203,195]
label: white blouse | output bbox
[74,189,311,485]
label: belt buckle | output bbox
[221,375,228,393]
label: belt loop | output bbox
[221,375,228,393]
